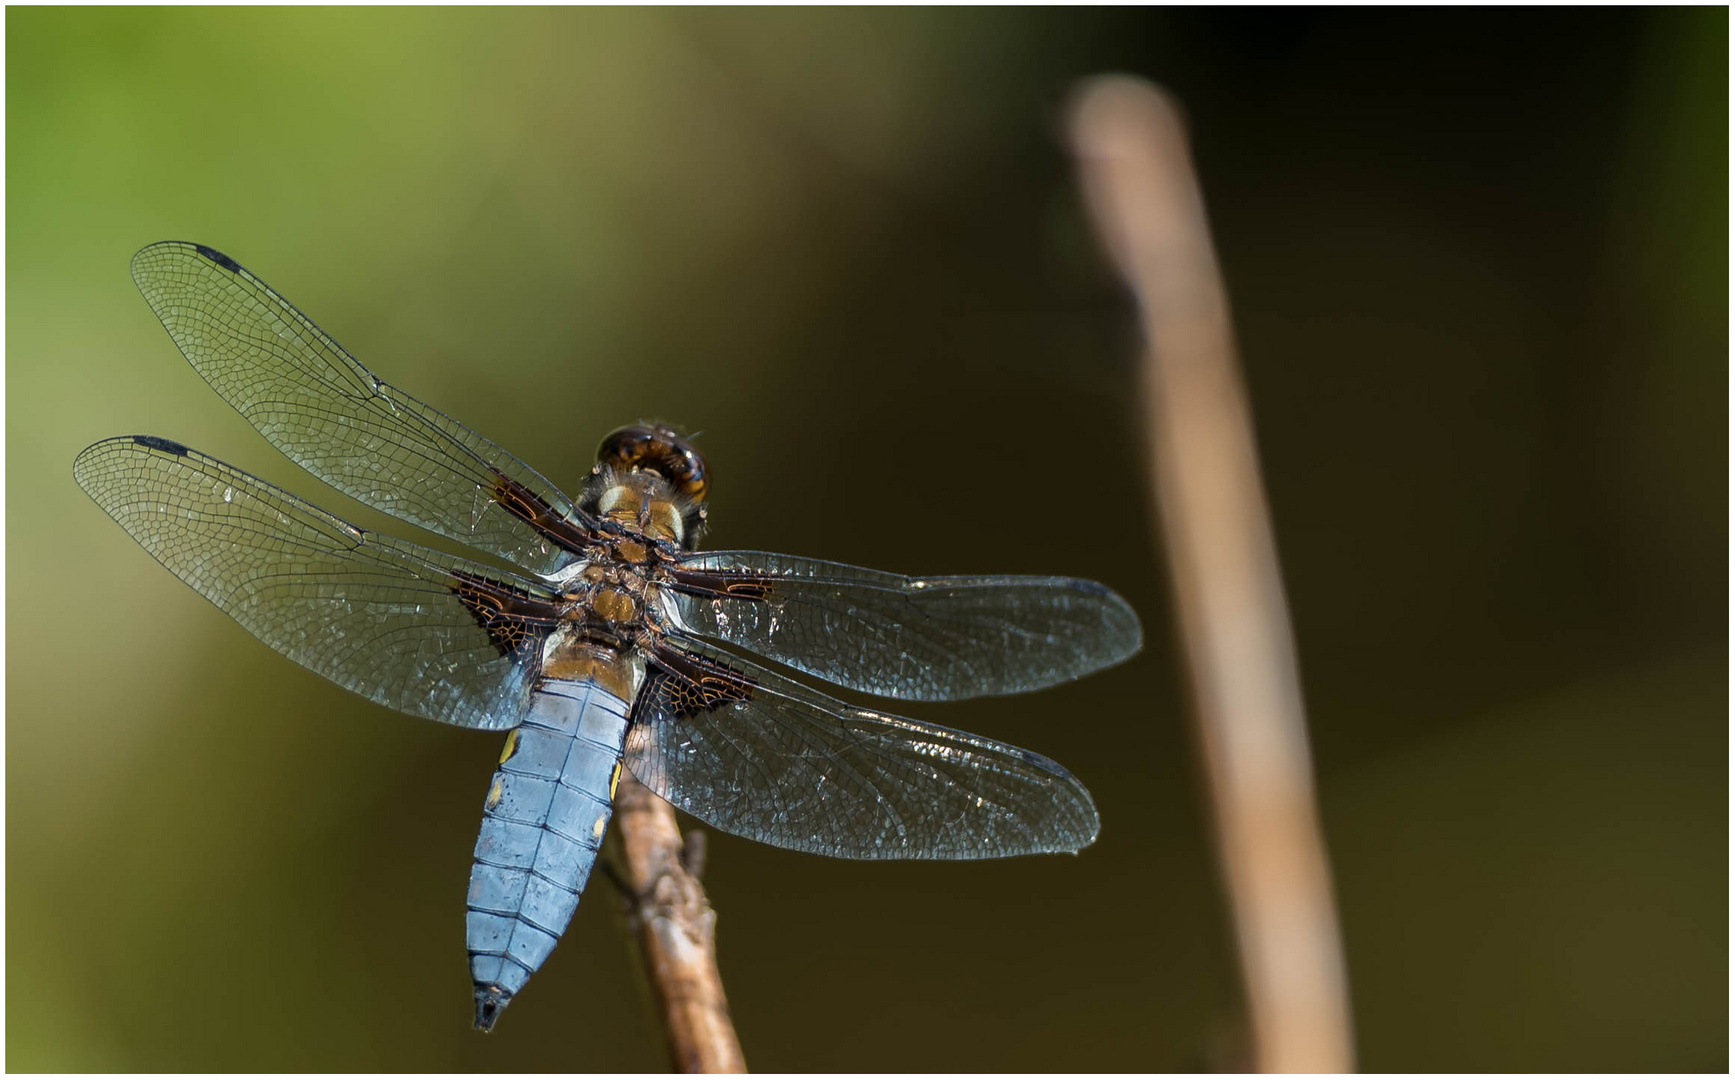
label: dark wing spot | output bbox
[193,244,242,273]
[450,570,559,660]
[132,435,189,455]
[1017,747,1076,780]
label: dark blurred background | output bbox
[8,7,1725,1072]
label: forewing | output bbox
[74,436,561,730]
[624,638,1099,860]
[129,241,593,578]
[663,551,1142,701]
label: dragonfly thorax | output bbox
[584,468,696,548]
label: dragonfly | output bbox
[74,242,1143,1032]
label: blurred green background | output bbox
[8,7,1725,1072]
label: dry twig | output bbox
[1069,75,1355,1072]
[614,774,747,1073]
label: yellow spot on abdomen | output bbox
[499,730,520,765]
[609,761,622,801]
[486,777,505,810]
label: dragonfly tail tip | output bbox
[473,985,512,1032]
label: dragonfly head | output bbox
[583,424,709,548]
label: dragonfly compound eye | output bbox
[595,424,709,504]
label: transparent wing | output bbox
[662,551,1143,701]
[73,436,563,731]
[130,241,593,579]
[624,637,1099,860]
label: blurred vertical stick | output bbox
[1068,76,1355,1073]
[615,774,747,1073]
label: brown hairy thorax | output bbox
[460,425,718,686]
[528,424,715,697]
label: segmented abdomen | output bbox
[465,678,630,1030]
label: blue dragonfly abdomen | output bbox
[465,678,631,1030]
